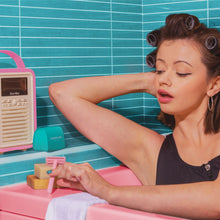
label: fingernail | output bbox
[47,170,52,174]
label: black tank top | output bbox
[156,134,220,185]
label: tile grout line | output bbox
[19,0,22,57]
[142,0,146,123]
[110,0,114,110]
[207,0,210,27]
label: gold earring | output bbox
[208,96,214,112]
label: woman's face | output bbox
[155,39,210,118]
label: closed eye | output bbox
[177,72,192,77]
[156,70,165,74]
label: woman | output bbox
[48,14,220,219]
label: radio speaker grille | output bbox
[1,106,32,147]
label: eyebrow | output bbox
[156,58,193,67]
[174,60,193,67]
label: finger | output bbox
[64,164,85,182]
[49,162,73,177]
[57,178,86,191]
[50,163,84,181]
[49,165,64,177]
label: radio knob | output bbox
[11,99,17,105]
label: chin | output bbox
[159,105,175,115]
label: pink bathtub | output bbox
[0,166,185,220]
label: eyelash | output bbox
[156,70,191,77]
[156,70,164,75]
[177,73,192,77]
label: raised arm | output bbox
[49,72,164,184]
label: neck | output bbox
[173,105,208,145]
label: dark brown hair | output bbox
[146,13,220,134]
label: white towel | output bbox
[45,192,108,220]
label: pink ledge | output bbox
[0,165,186,220]
[87,204,183,220]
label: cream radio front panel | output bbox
[0,72,36,151]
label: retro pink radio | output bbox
[0,50,37,153]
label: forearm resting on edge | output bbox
[104,180,220,220]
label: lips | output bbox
[157,89,174,103]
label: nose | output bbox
[157,71,172,87]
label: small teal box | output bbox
[33,126,65,152]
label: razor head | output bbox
[46,156,66,165]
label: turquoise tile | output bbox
[36,100,52,112]
[21,27,111,38]
[113,39,142,47]
[112,30,142,38]
[0,49,20,66]
[88,157,120,170]
[126,115,144,123]
[24,57,111,69]
[143,0,205,4]
[37,114,69,126]
[113,0,142,4]
[209,17,220,29]
[112,20,142,30]
[113,65,143,74]
[144,11,207,24]
[21,0,110,12]
[114,98,143,108]
[143,1,206,14]
[20,7,111,21]
[112,13,142,22]
[113,48,143,56]
[63,135,93,147]
[0,37,19,47]
[112,3,142,13]
[114,93,143,100]
[21,48,111,57]
[113,56,142,65]
[145,99,160,108]
[0,16,19,26]
[32,66,111,77]
[209,0,220,8]
[0,5,19,16]
[143,21,165,31]
[210,8,220,18]
[35,87,49,96]
[1,0,19,5]
[0,27,19,37]
[114,106,143,115]
[89,0,110,2]
[21,17,111,30]
[22,38,111,47]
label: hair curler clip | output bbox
[205,35,218,51]
[146,50,157,68]
[185,15,195,30]
[146,29,160,47]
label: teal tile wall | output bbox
[0,0,143,148]
[0,0,220,186]
[0,0,142,186]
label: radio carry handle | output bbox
[0,50,26,69]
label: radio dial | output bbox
[11,99,17,106]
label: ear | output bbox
[207,76,220,97]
